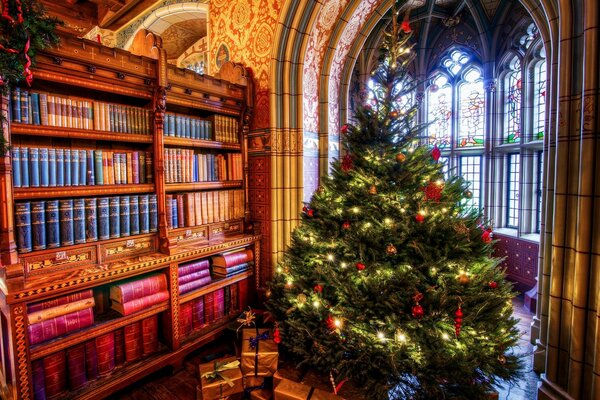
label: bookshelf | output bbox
[0,31,259,400]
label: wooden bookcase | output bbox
[0,32,259,400]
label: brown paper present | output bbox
[244,375,265,389]
[250,388,273,400]
[274,378,340,400]
[273,361,305,387]
[241,329,278,377]
[199,356,244,400]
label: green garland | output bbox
[0,0,61,154]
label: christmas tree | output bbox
[266,5,523,399]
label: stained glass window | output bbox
[427,74,452,148]
[460,155,482,209]
[458,68,484,147]
[534,60,546,140]
[439,156,449,179]
[504,58,522,143]
[507,153,520,227]
[536,151,543,233]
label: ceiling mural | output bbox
[161,19,207,60]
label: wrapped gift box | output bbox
[250,388,274,400]
[241,329,278,377]
[198,356,244,400]
[274,378,340,400]
[273,361,305,387]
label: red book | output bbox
[178,269,211,286]
[114,328,125,367]
[95,332,115,375]
[124,322,143,363]
[84,340,98,381]
[110,290,169,316]
[43,351,66,398]
[66,344,87,390]
[178,259,209,277]
[179,301,193,337]
[109,273,167,304]
[230,282,239,313]
[192,296,205,329]
[213,288,225,320]
[142,315,159,355]
[176,194,184,228]
[27,289,93,314]
[179,276,213,295]
[204,292,215,324]
[211,249,254,267]
[32,359,46,400]
[238,278,250,310]
[28,308,95,346]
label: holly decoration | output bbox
[482,228,493,243]
[488,281,498,289]
[314,284,323,293]
[415,213,425,223]
[307,209,314,218]
[342,220,350,230]
[302,206,308,212]
[355,262,365,271]
[454,304,463,337]
[341,154,354,172]
[325,315,337,331]
[431,146,441,162]
[400,11,412,33]
[423,181,443,202]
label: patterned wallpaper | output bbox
[209,0,281,131]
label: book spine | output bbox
[97,197,110,240]
[119,195,130,237]
[85,198,98,242]
[142,315,159,355]
[79,149,87,186]
[63,149,71,186]
[124,322,143,362]
[20,90,29,124]
[11,148,21,188]
[132,151,139,184]
[139,152,146,184]
[86,149,95,186]
[203,292,215,324]
[43,351,67,398]
[95,150,105,186]
[171,197,178,228]
[213,288,225,320]
[110,273,167,303]
[179,301,193,337]
[71,198,85,244]
[31,92,40,125]
[27,289,93,314]
[126,152,133,184]
[238,278,250,310]
[39,93,49,125]
[71,148,79,187]
[48,148,56,187]
[176,195,184,228]
[178,276,213,295]
[129,195,140,235]
[177,269,211,286]
[230,282,239,313]
[28,308,94,345]
[224,285,231,315]
[213,249,254,267]
[58,199,74,246]
[192,296,205,329]
[145,151,153,182]
[149,194,158,232]
[31,358,46,400]
[66,344,87,390]
[113,153,121,184]
[11,87,21,122]
[28,297,95,324]
[31,201,46,251]
[29,148,40,187]
[45,200,60,249]
[84,340,99,381]
[95,331,115,375]
[109,196,120,238]
[178,259,210,277]
[114,328,125,367]
[139,194,150,234]
[111,291,169,316]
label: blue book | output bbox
[11,87,21,123]
[149,194,157,232]
[184,117,190,138]
[85,198,98,242]
[59,199,74,246]
[129,195,140,235]
[175,115,182,137]
[209,154,215,181]
[86,150,95,186]
[119,196,130,237]
[31,92,40,125]
[171,198,178,228]
[73,198,86,244]
[199,120,205,140]
[56,149,64,186]
[168,114,175,137]
[139,195,150,234]
[48,149,57,187]
[207,121,213,140]
[20,147,29,187]
[15,202,32,253]
[97,197,110,240]
[45,200,60,249]
[71,149,79,186]
[29,148,40,187]
[79,150,87,186]
[39,148,49,187]
[31,201,46,251]
[193,156,198,182]
[64,149,72,186]
[109,197,120,238]
[11,148,21,188]
[94,150,103,185]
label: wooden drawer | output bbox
[99,234,157,263]
[169,225,209,246]
[22,245,97,276]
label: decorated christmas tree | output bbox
[266,5,522,399]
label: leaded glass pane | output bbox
[534,60,546,140]
[460,155,482,209]
[458,71,484,147]
[507,153,520,227]
[504,59,522,143]
[427,80,452,148]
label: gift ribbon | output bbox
[201,359,240,388]
[248,330,270,376]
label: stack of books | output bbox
[208,114,239,143]
[211,249,254,278]
[164,148,242,183]
[27,290,95,346]
[165,189,244,229]
[163,113,212,140]
[178,259,212,295]
[110,273,169,316]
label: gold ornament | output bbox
[396,153,406,163]
[297,294,307,305]
[498,355,507,364]
[369,185,378,194]
[458,273,470,285]
[386,243,397,255]
[465,190,473,199]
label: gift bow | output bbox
[201,360,240,387]
[249,331,270,349]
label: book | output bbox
[230,282,239,313]
[28,290,94,314]
[114,328,125,367]
[97,197,110,240]
[192,296,205,329]
[224,285,231,315]
[20,89,29,124]
[124,322,143,362]
[29,148,40,187]
[28,308,95,346]
[109,273,167,304]
[40,148,49,187]
[178,269,211,286]
[141,315,159,355]
[85,198,98,242]
[40,93,49,125]
[129,195,140,235]
[179,301,193,337]
[139,194,150,234]
[165,194,173,229]
[11,148,21,188]
[84,340,98,381]
[203,292,215,324]
[149,194,158,232]
[178,259,210,277]
[58,199,74,246]
[48,148,56,187]
[43,351,67,398]
[95,332,115,375]
[213,288,225,320]
[211,249,254,268]
[28,297,95,325]
[73,198,86,244]
[20,147,29,187]
[71,148,79,187]
[11,87,21,122]
[178,276,213,295]
[63,149,71,186]
[109,196,120,238]
[211,262,252,278]
[66,344,87,390]
[119,195,130,237]
[238,278,250,310]
[15,202,32,253]
[31,201,46,251]
[32,358,46,400]
[110,290,169,316]
[79,149,87,186]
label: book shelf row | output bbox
[11,147,153,188]
[164,148,242,183]
[163,113,239,144]
[166,189,244,229]
[10,88,152,135]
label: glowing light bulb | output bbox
[277,267,283,273]
[364,222,372,228]
[431,267,437,274]
[341,262,347,269]
[377,332,386,341]
[352,207,360,214]
[384,218,392,225]
[442,333,450,340]
[436,179,444,186]
[397,333,407,343]
[400,208,406,213]
[334,318,342,328]
[313,300,320,308]
[442,207,448,213]
[327,254,334,261]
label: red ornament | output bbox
[342,220,350,229]
[325,315,337,331]
[454,305,463,337]
[302,206,308,212]
[314,284,323,293]
[482,228,493,243]
[307,209,314,217]
[401,20,411,33]
[411,304,424,319]
[489,281,498,289]
[341,124,349,134]
[415,213,425,223]
[356,262,365,271]
[431,146,441,162]
[423,181,443,202]
[273,326,281,344]
[341,154,353,172]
